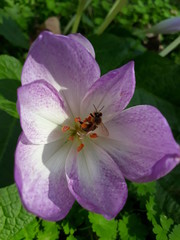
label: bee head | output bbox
[95,112,102,117]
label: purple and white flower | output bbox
[15,31,180,221]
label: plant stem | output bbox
[65,0,91,34]
[159,35,180,57]
[95,0,128,35]
[71,0,87,33]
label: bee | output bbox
[77,105,109,137]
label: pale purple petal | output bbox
[98,105,180,182]
[81,61,135,121]
[15,134,75,221]
[68,33,95,58]
[65,139,127,219]
[22,31,100,116]
[17,80,68,144]
[149,17,180,34]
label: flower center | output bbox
[61,110,108,152]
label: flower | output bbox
[148,17,180,34]
[15,31,180,221]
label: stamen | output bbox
[77,143,84,152]
[75,117,81,122]
[90,133,98,138]
[68,136,74,141]
[62,126,70,132]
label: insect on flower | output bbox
[75,104,109,137]
[15,31,180,222]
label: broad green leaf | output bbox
[0,95,18,118]
[0,55,21,118]
[13,219,39,240]
[88,212,118,240]
[0,55,22,186]
[37,221,60,240]
[0,184,36,240]
[0,16,29,49]
[169,224,180,240]
[89,33,145,74]
[156,165,180,224]
[0,111,21,187]
[0,55,22,81]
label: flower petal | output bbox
[65,139,127,219]
[68,33,95,58]
[18,80,68,144]
[22,31,100,116]
[15,133,75,221]
[149,17,180,34]
[81,61,135,121]
[98,105,180,182]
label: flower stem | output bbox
[65,0,91,34]
[95,0,128,35]
[159,35,180,57]
[71,0,88,33]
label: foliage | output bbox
[89,212,118,240]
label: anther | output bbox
[68,136,74,141]
[90,133,98,138]
[62,126,70,132]
[77,143,84,152]
[75,117,81,122]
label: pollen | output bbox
[62,126,70,132]
[77,143,84,152]
[90,133,98,138]
[75,117,81,122]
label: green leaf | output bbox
[153,215,173,240]
[0,111,21,187]
[66,235,77,240]
[119,214,148,240]
[88,212,118,240]
[160,215,173,233]
[13,219,39,240]
[169,224,180,240]
[37,221,60,240]
[0,184,36,240]
[0,55,22,187]
[0,55,22,118]
[0,95,18,118]
[61,221,76,235]
[0,16,29,49]
[89,33,145,74]
[146,196,157,222]
[0,55,22,80]
[156,165,180,224]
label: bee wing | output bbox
[99,122,109,136]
